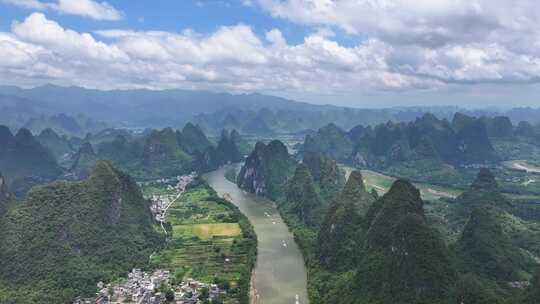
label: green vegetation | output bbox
[283,164,324,227]
[524,269,540,303]
[0,171,12,217]
[224,167,237,184]
[353,180,456,304]
[142,127,193,177]
[303,113,503,188]
[24,113,107,138]
[259,159,540,303]
[36,128,74,163]
[302,151,345,201]
[317,170,375,271]
[303,123,353,162]
[0,161,163,303]
[456,207,536,284]
[92,125,246,181]
[70,142,98,179]
[237,140,296,200]
[148,183,256,304]
[178,123,213,154]
[0,126,63,196]
[95,134,144,171]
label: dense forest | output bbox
[0,123,246,196]
[0,161,163,303]
[237,135,540,304]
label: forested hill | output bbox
[0,161,163,303]
[0,126,63,195]
[303,113,500,166]
[235,138,540,303]
[0,123,247,195]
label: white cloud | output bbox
[12,13,127,61]
[2,0,123,20]
[55,0,123,20]
[2,0,47,10]
[2,12,540,104]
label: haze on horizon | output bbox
[0,0,540,108]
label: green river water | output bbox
[204,166,309,304]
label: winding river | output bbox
[204,166,309,304]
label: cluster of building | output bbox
[74,268,171,304]
[175,279,225,304]
[74,268,226,304]
[150,173,197,222]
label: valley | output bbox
[146,179,256,304]
[2,3,540,303]
[0,90,539,304]
[342,165,540,202]
[204,166,309,304]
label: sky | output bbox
[0,0,539,108]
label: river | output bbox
[504,160,540,174]
[204,166,309,304]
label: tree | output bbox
[165,289,175,302]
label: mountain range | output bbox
[236,140,540,303]
[0,123,246,195]
[2,85,540,136]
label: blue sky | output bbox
[1,2,285,40]
[0,0,539,108]
[0,1,364,46]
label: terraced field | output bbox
[147,183,256,303]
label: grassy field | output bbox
[143,183,256,304]
[343,166,463,201]
[175,223,242,240]
[344,165,540,202]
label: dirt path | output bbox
[159,191,184,233]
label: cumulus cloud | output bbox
[1,11,540,100]
[2,0,123,20]
[253,0,540,85]
[255,0,538,48]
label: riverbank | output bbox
[204,166,309,304]
[146,179,257,303]
[504,160,540,174]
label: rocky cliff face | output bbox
[237,140,295,200]
[237,142,270,196]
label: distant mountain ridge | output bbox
[0,126,63,195]
[0,123,246,195]
[1,85,539,134]
[304,113,499,165]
